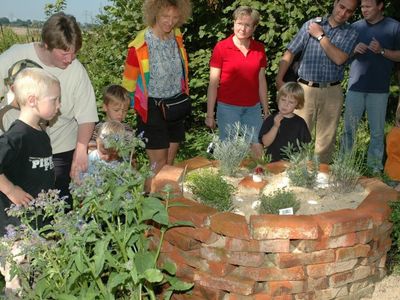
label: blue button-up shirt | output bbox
[288,17,358,83]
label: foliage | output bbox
[389,200,400,274]
[186,168,235,211]
[44,0,67,17]
[259,188,300,215]
[0,133,193,299]
[283,141,320,188]
[212,122,253,176]
[0,26,40,53]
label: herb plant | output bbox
[282,141,320,188]
[259,188,300,215]
[212,122,253,176]
[186,168,235,211]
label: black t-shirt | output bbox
[258,113,311,162]
[0,120,55,235]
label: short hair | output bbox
[143,0,192,27]
[277,82,305,109]
[97,121,126,146]
[13,68,60,106]
[103,85,130,105]
[41,12,82,52]
[233,6,260,26]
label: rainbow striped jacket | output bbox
[122,27,189,123]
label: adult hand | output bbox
[6,185,33,206]
[368,37,382,54]
[205,116,216,129]
[354,42,369,55]
[308,22,324,39]
[70,145,88,179]
[276,79,285,91]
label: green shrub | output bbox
[390,200,400,274]
[282,142,319,188]
[259,188,300,215]
[186,168,235,211]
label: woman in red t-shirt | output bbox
[205,6,269,159]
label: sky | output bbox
[2,0,111,23]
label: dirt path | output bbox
[366,273,400,300]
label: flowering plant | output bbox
[0,131,192,299]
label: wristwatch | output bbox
[380,48,386,55]
[317,33,325,42]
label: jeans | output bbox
[342,90,389,171]
[216,102,263,144]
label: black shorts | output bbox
[137,97,185,149]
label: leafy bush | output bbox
[282,142,319,188]
[390,200,400,274]
[212,122,253,176]
[259,188,300,215]
[186,168,235,211]
[0,132,192,299]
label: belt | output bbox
[298,78,341,88]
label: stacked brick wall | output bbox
[153,157,398,300]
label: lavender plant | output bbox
[0,131,192,299]
[212,122,253,176]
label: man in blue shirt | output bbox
[276,0,359,164]
[342,0,400,173]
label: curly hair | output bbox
[142,0,192,27]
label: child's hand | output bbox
[273,113,284,128]
[6,185,33,206]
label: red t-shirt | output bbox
[210,35,267,106]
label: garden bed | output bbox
[151,157,399,299]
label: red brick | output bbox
[295,292,316,300]
[210,212,251,240]
[168,222,218,244]
[151,165,184,196]
[266,281,306,296]
[250,215,319,240]
[164,227,202,250]
[168,197,218,227]
[307,259,358,278]
[233,265,305,281]
[194,271,256,295]
[200,247,265,267]
[329,266,371,287]
[224,237,290,253]
[315,209,373,237]
[292,232,358,252]
[356,191,394,225]
[206,260,237,277]
[238,176,268,193]
[306,277,329,291]
[273,249,335,268]
[335,244,370,261]
[265,161,289,174]
[175,156,213,171]
[356,229,374,244]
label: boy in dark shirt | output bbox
[259,82,311,162]
[0,68,61,235]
